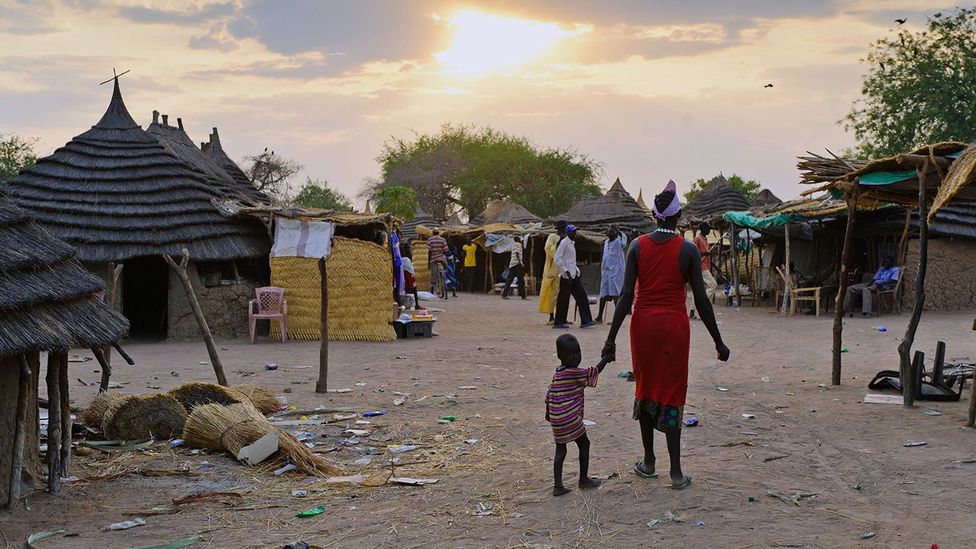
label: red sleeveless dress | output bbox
[630,235,690,410]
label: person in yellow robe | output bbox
[539,220,567,323]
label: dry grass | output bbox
[101,393,187,440]
[81,392,124,426]
[232,384,281,415]
[169,381,243,413]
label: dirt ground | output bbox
[2,293,975,549]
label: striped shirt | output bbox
[509,242,523,268]
[545,365,599,444]
[427,235,448,265]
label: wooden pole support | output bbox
[93,347,111,393]
[99,263,123,392]
[46,353,62,495]
[316,257,329,394]
[898,163,929,407]
[9,356,32,508]
[163,249,228,386]
[112,343,135,365]
[832,181,859,386]
[58,352,70,478]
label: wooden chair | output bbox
[249,286,288,343]
[875,270,904,316]
[775,266,822,317]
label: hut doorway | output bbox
[123,256,169,339]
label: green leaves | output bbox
[0,133,38,182]
[291,178,353,211]
[375,185,418,220]
[842,8,976,158]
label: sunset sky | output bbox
[0,1,950,208]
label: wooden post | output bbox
[897,163,930,407]
[163,249,228,386]
[56,352,70,478]
[784,223,792,313]
[897,208,912,264]
[730,223,740,306]
[832,181,860,386]
[316,257,329,394]
[99,263,123,392]
[45,353,62,495]
[9,356,32,508]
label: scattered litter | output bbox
[465,439,478,445]
[170,371,179,377]
[394,397,406,406]
[389,444,418,454]
[333,413,357,421]
[354,457,371,466]
[694,520,705,527]
[237,432,279,465]
[747,496,756,502]
[716,386,729,392]
[922,410,942,416]
[767,490,818,505]
[592,472,618,480]
[132,537,203,549]
[582,419,596,426]
[841,348,849,353]
[683,417,699,427]
[146,385,161,390]
[646,510,686,527]
[864,393,902,404]
[741,413,756,419]
[873,326,888,333]
[904,441,927,448]
[264,362,278,371]
[395,356,407,360]
[81,439,154,452]
[761,376,770,383]
[291,490,308,498]
[295,506,324,518]
[169,439,184,448]
[27,530,65,548]
[952,459,976,464]
[457,386,478,390]
[763,454,790,463]
[440,416,456,422]
[362,411,385,417]
[271,419,325,427]
[105,518,146,531]
[68,356,92,363]
[324,474,364,485]
[355,382,366,387]
[344,429,370,437]
[646,519,660,528]
[741,431,757,436]
[333,388,351,393]
[817,383,829,390]
[390,477,438,486]
[437,419,451,425]
[474,502,494,517]
[861,532,876,539]
[355,420,371,425]
[274,463,297,476]
[199,361,209,366]
[434,434,445,443]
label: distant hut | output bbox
[0,192,128,508]
[400,205,440,241]
[3,80,269,340]
[750,188,783,208]
[557,178,656,234]
[200,127,269,205]
[636,189,650,212]
[682,175,751,224]
[470,199,542,226]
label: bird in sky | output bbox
[764,83,774,88]
[895,18,907,24]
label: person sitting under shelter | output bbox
[844,256,899,318]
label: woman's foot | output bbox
[593,317,603,324]
[579,477,602,490]
[633,459,658,478]
[553,485,572,496]
[670,475,692,490]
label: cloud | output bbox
[117,1,236,25]
[0,2,66,35]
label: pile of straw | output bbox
[168,382,243,413]
[81,392,124,426]
[182,402,339,476]
[232,384,281,415]
[101,394,187,440]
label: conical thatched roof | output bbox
[556,178,656,233]
[750,188,782,207]
[470,200,541,226]
[636,189,649,211]
[683,175,751,222]
[399,205,440,240]
[3,80,269,263]
[200,127,269,204]
[0,192,128,356]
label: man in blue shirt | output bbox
[844,256,900,317]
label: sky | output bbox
[0,0,956,210]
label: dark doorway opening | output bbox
[123,256,169,340]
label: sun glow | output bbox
[435,10,588,76]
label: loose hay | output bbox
[182,402,340,476]
[232,384,281,415]
[81,392,123,426]
[101,394,187,440]
[168,382,243,413]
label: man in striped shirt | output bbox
[501,237,526,300]
[427,230,449,299]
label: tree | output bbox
[374,185,418,221]
[842,8,976,158]
[371,124,602,220]
[684,174,761,203]
[0,133,38,182]
[291,178,352,211]
[243,149,303,203]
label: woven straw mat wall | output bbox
[411,240,431,292]
[270,236,395,341]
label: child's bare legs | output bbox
[576,434,600,489]
[553,443,570,496]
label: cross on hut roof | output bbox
[99,68,131,87]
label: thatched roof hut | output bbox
[470,200,541,226]
[3,80,269,263]
[683,175,751,223]
[556,178,656,233]
[200,127,269,205]
[750,189,782,207]
[400,205,440,241]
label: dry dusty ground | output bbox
[2,293,975,549]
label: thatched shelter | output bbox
[3,80,270,340]
[201,127,265,203]
[399,205,440,241]
[683,175,751,224]
[556,178,656,234]
[0,192,128,507]
[470,200,542,226]
[750,189,783,207]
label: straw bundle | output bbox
[81,392,124,426]
[182,402,339,476]
[410,240,431,293]
[169,382,243,413]
[232,384,281,414]
[269,237,395,342]
[101,394,187,440]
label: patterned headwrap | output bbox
[651,180,680,220]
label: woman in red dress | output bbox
[604,181,730,490]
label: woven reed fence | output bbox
[271,237,395,342]
[411,240,431,292]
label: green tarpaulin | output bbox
[722,211,797,229]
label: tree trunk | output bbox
[45,353,62,495]
[58,352,70,478]
[4,354,38,509]
[316,257,329,394]
[163,250,227,386]
[897,164,929,407]
[832,181,860,385]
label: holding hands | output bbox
[601,341,616,363]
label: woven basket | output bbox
[411,240,431,292]
[270,237,396,342]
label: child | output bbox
[545,334,612,496]
[400,244,420,310]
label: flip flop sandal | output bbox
[670,475,692,490]
[633,460,658,478]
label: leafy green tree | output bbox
[375,185,418,221]
[372,124,601,220]
[684,174,761,203]
[842,8,976,158]
[291,178,352,210]
[0,133,38,182]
